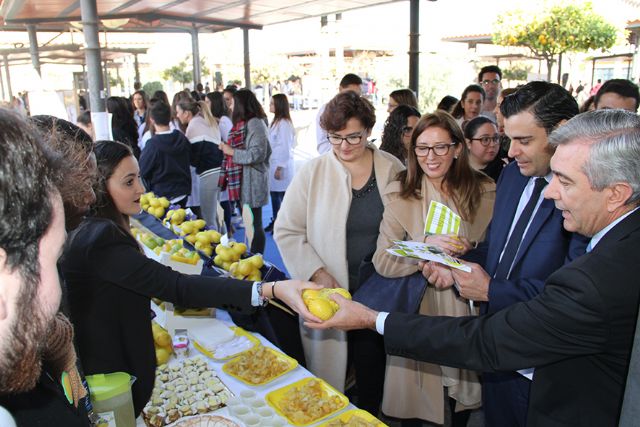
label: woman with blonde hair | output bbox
[373,111,495,426]
[387,88,418,113]
[176,98,223,228]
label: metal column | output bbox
[27,24,41,75]
[80,0,106,112]
[0,64,5,101]
[408,0,420,97]
[134,53,140,86]
[191,26,201,87]
[3,55,12,99]
[243,29,251,89]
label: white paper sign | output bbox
[425,200,461,236]
[386,240,471,272]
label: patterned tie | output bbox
[494,178,549,280]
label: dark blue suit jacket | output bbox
[466,162,587,314]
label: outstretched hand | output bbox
[304,294,379,331]
[274,280,324,323]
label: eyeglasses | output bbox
[414,142,457,157]
[470,135,500,146]
[402,126,414,136]
[327,133,365,145]
[481,79,501,86]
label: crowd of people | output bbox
[0,66,639,427]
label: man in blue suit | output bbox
[424,81,586,427]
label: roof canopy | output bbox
[0,0,401,33]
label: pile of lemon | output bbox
[163,208,188,226]
[228,254,264,281]
[302,288,352,320]
[140,192,170,218]
[152,322,173,365]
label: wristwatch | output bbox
[255,281,269,307]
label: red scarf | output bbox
[218,120,245,201]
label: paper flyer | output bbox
[424,200,461,236]
[386,240,471,272]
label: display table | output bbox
[136,308,358,427]
[132,219,367,427]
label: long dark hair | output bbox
[271,93,292,128]
[463,116,496,140]
[106,96,139,156]
[398,110,491,221]
[132,90,148,111]
[232,89,267,125]
[380,105,421,163]
[451,84,485,119]
[92,140,134,231]
[206,92,230,119]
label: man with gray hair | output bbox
[307,109,640,426]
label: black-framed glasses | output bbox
[470,135,500,146]
[414,142,457,157]
[327,133,365,145]
[481,79,501,86]
[402,126,414,136]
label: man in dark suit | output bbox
[309,109,640,427]
[429,81,586,426]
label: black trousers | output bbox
[349,328,387,416]
[250,206,265,254]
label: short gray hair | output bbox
[548,109,640,206]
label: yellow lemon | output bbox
[155,331,172,347]
[324,288,352,300]
[306,298,336,321]
[302,289,322,303]
[155,347,171,365]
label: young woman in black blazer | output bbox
[61,141,319,415]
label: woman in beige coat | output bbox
[274,92,404,415]
[372,111,496,426]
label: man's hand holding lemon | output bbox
[304,292,379,331]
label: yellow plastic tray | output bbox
[193,327,260,361]
[222,346,298,386]
[318,409,388,426]
[266,377,349,426]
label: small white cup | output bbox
[239,389,256,403]
[269,418,286,427]
[240,413,261,426]
[248,398,266,410]
[226,396,243,408]
[257,407,275,424]
[230,404,251,418]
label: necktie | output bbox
[494,178,548,279]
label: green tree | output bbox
[162,57,211,86]
[143,81,163,94]
[493,1,620,82]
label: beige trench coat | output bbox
[372,176,496,424]
[274,146,404,391]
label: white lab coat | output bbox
[268,119,295,192]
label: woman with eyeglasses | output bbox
[451,84,486,130]
[464,116,506,182]
[274,91,404,415]
[380,105,421,164]
[373,111,495,427]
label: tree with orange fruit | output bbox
[493,1,619,82]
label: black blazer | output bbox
[384,209,640,427]
[61,218,255,415]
